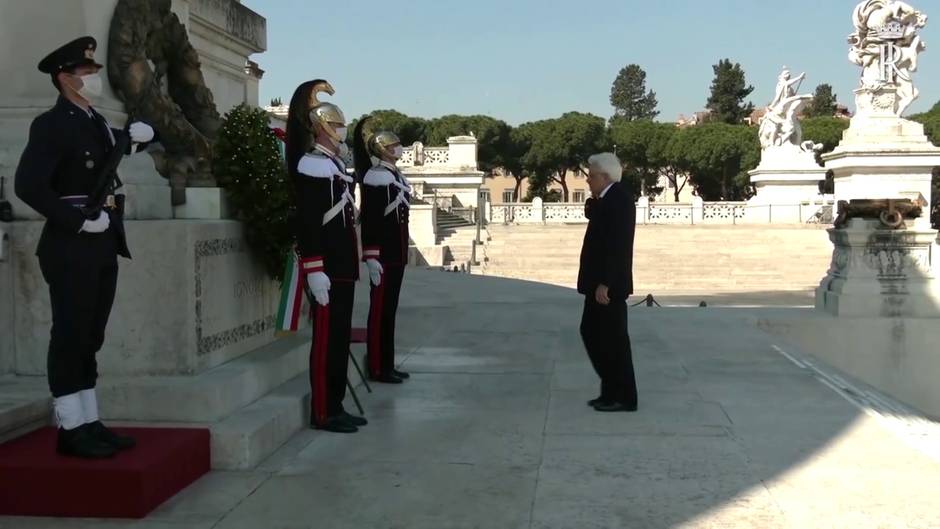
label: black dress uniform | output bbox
[15,36,157,458]
[293,145,360,428]
[360,161,410,380]
[577,182,638,410]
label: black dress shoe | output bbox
[592,401,638,412]
[57,425,117,459]
[587,396,604,407]
[341,411,368,427]
[370,373,403,384]
[312,416,359,433]
[87,421,136,450]
[392,369,410,379]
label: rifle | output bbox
[80,120,132,220]
[0,176,12,222]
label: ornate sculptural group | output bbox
[848,0,927,117]
[757,68,820,154]
[108,0,222,205]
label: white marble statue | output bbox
[848,0,928,117]
[758,68,820,154]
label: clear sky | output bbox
[242,0,939,125]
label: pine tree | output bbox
[609,64,659,122]
[705,59,755,124]
[805,84,838,118]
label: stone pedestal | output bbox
[747,146,827,224]
[6,220,282,377]
[173,188,233,219]
[824,117,940,230]
[816,219,940,317]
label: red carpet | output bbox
[0,426,210,518]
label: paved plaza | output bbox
[2,270,938,529]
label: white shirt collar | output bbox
[379,160,398,172]
[313,144,338,158]
[599,183,614,198]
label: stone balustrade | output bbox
[488,197,834,225]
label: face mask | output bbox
[73,73,103,100]
[392,145,404,159]
[333,127,348,143]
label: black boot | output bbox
[370,373,403,384]
[392,369,410,379]
[312,416,359,433]
[341,410,368,427]
[87,421,136,450]
[57,425,117,459]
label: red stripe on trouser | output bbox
[368,280,386,377]
[290,278,304,330]
[310,304,330,425]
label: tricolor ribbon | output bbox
[275,250,305,335]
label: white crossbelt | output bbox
[323,171,357,226]
[383,179,412,216]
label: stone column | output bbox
[0,0,171,220]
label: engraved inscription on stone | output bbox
[195,239,277,354]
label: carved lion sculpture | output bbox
[107,0,222,205]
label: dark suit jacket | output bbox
[14,96,156,262]
[577,182,636,300]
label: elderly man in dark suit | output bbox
[577,152,638,412]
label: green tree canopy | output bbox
[520,112,607,202]
[804,84,838,118]
[666,123,759,200]
[706,59,755,124]
[608,119,663,197]
[609,64,659,122]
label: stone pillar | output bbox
[636,196,650,225]
[531,197,544,224]
[691,196,704,224]
[816,219,940,317]
[447,136,478,169]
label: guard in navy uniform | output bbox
[353,118,411,384]
[285,80,366,433]
[14,36,158,458]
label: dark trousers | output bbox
[580,296,637,405]
[367,265,405,377]
[309,281,354,425]
[39,255,118,398]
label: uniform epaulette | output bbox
[363,166,395,187]
[297,154,337,179]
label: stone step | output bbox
[98,333,312,423]
[116,373,310,470]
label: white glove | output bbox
[365,259,383,286]
[128,122,155,143]
[79,211,110,234]
[307,272,330,306]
